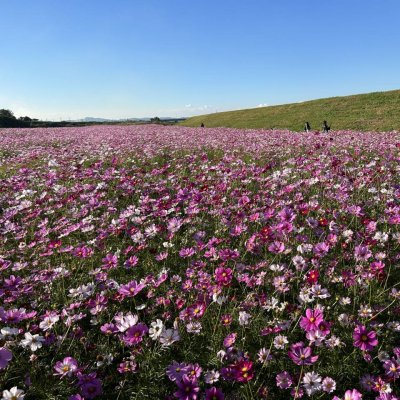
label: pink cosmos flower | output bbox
[101,253,118,268]
[73,246,93,258]
[383,359,400,379]
[186,302,206,320]
[223,332,237,348]
[124,255,138,268]
[354,245,372,261]
[53,357,78,378]
[118,280,146,298]
[313,242,330,257]
[179,248,195,258]
[300,308,324,332]
[122,323,148,346]
[333,389,363,400]
[276,371,293,389]
[184,363,202,381]
[117,361,137,374]
[268,241,285,254]
[288,342,319,365]
[353,325,378,351]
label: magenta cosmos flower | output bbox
[300,308,324,332]
[205,387,224,400]
[288,342,319,366]
[232,360,254,383]
[353,325,378,351]
[77,373,103,399]
[214,267,233,286]
[118,280,146,297]
[174,375,200,400]
[0,347,12,370]
[167,361,190,382]
[123,323,149,346]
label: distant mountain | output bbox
[69,117,186,123]
[80,117,113,122]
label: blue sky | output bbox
[1,0,400,120]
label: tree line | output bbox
[0,109,186,128]
[0,109,38,128]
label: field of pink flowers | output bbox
[1,125,400,400]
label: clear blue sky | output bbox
[1,0,400,120]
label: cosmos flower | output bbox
[205,387,224,400]
[1,387,25,400]
[118,280,146,298]
[149,319,165,340]
[353,325,378,351]
[302,371,322,396]
[173,375,200,400]
[232,360,254,383]
[160,329,180,347]
[0,348,12,370]
[122,323,149,346]
[214,267,233,286]
[20,332,45,352]
[288,342,319,365]
[300,308,324,332]
[53,357,79,378]
[276,371,293,389]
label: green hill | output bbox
[180,89,400,131]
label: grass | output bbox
[180,89,400,131]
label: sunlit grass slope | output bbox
[181,89,400,131]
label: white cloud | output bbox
[257,103,268,108]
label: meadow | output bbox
[181,89,400,132]
[0,125,399,399]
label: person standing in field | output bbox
[201,122,205,127]
[322,120,330,133]
[304,122,311,132]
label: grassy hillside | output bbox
[181,89,400,131]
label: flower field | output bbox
[1,125,400,399]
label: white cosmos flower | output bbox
[213,294,228,304]
[273,335,288,349]
[2,386,25,400]
[0,327,19,337]
[302,371,322,396]
[149,319,164,340]
[115,313,138,332]
[39,315,59,331]
[238,311,251,326]
[159,329,180,347]
[20,332,45,352]
[186,322,202,334]
[204,370,220,384]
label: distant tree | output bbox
[151,116,161,124]
[0,109,33,127]
[0,109,16,119]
